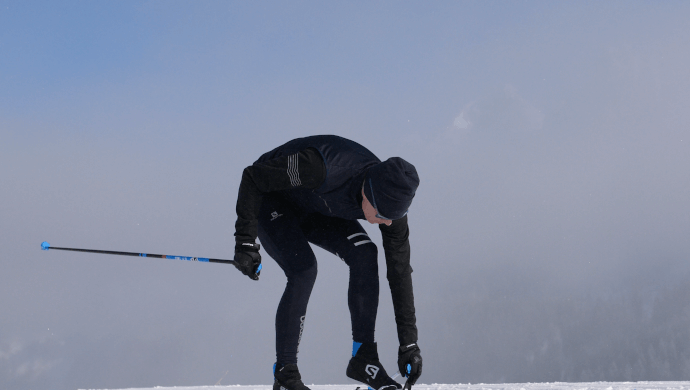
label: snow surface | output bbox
[83,383,690,390]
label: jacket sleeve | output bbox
[234,148,325,244]
[379,215,418,345]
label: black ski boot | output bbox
[346,342,401,390]
[273,363,311,390]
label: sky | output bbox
[2,1,690,389]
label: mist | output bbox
[2,2,690,389]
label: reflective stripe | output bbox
[287,154,302,187]
[354,240,373,246]
[347,232,368,240]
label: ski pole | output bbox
[39,241,255,269]
[391,370,414,390]
[390,371,413,390]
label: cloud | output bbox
[454,85,545,133]
[0,338,65,386]
[0,340,22,360]
[15,358,60,378]
[453,112,469,129]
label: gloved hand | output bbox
[234,242,262,280]
[398,343,422,386]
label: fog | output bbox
[1,2,690,389]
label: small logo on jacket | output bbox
[365,364,379,379]
[270,211,283,221]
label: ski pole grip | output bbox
[41,242,51,250]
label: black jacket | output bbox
[234,135,418,345]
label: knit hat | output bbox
[363,157,419,220]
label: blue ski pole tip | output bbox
[41,242,50,250]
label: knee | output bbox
[349,244,379,274]
[288,260,318,285]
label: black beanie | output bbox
[363,157,419,220]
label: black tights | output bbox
[258,195,379,365]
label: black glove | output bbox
[234,242,261,280]
[398,343,422,386]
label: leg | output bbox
[258,196,318,366]
[301,215,379,344]
[302,215,400,390]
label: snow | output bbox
[81,383,690,390]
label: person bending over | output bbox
[233,135,423,390]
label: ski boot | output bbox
[346,342,401,390]
[273,363,311,390]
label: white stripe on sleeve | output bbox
[287,154,302,187]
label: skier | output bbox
[233,135,423,390]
